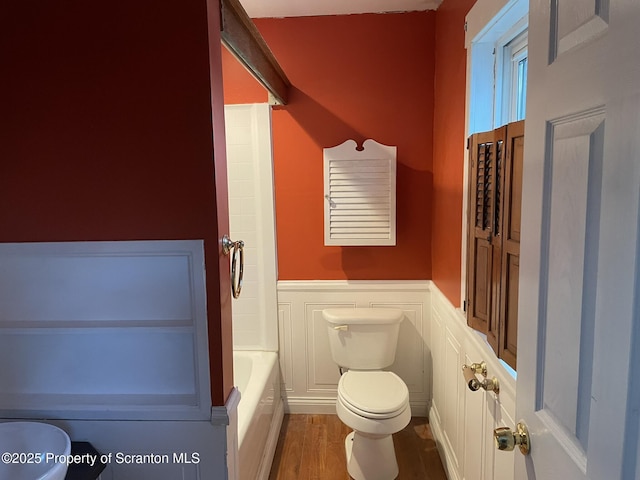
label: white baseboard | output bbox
[283,397,429,417]
[283,397,337,414]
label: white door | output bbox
[517,0,640,479]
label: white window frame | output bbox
[465,0,528,135]
[496,19,528,126]
[461,0,528,378]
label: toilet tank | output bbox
[323,308,404,370]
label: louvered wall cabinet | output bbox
[323,139,396,246]
[466,120,524,370]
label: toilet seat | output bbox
[338,371,409,419]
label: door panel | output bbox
[502,254,519,368]
[539,110,604,465]
[552,1,609,60]
[472,239,492,324]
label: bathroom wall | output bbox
[432,0,478,307]
[222,12,436,281]
[0,0,233,405]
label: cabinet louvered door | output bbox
[323,139,396,246]
[467,130,501,338]
[498,120,523,370]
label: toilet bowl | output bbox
[323,308,411,480]
[335,370,410,480]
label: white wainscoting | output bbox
[0,240,235,480]
[0,240,211,420]
[429,284,516,480]
[276,280,431,416]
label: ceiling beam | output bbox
[220,0,291,105]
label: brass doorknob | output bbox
[494,422,530,455]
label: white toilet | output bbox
[323,308,410,480]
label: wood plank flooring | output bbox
[268,415,448,480]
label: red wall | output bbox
[432,0,477,306]
[1,0,233,405]
[223,12,436,280]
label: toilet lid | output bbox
[338,371,409,415]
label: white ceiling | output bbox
[240,0,443,18]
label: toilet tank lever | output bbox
[333,325,349,331]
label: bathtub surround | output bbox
[224,106,283,479]
[224,104,279,352]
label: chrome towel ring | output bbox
[222,234,244,299]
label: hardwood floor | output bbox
[268,415,448,480]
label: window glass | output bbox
[504,31,528,123]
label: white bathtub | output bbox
[233,351,283,480]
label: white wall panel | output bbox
[0,240,231,479]
[307,304,351,391]
[277,302,294,393]
[431,304,445,427]
[463,350,487,480]
[444,327,462,471]
[429,284,517,480]
[0,240,210,421]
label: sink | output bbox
[0,422,71,480]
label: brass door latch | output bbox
[461,361,499,394]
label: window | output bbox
[497,27,528,125]
[467,0,528,134]
[465,0,529,372]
